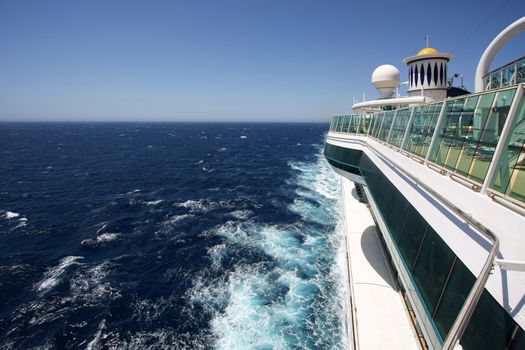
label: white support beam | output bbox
[475,17,525,92]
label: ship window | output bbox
[509,327,525,350]
[490,92,525,202]
[440,63,444,86]
[460,290,516,350]
[434,62,438,86]
[377,176,396,214]
[432,258,475,340]
[420,63,425,86]
[386,189,409,241]
[412,227,456,316]
[427,62,432,87]
[396,205,427,271]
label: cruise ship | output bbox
[325,17,525,349]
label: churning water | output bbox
[0,123,346,349]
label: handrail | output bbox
[328,135,500,350]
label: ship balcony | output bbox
[325,83,525,350]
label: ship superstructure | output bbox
[326,17,525,350]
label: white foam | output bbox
[35,256,84,293]
[4,211,19,219]
[228,210,253,220]
[190,147,347,349]
[145,199,164,206]
[240,135,247,139]
[168,213,194,224]
[81,232,119,247]
[85,319,105,350]
[14,217,28,229]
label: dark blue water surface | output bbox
[0,123,345,349]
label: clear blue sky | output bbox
[0,0,524,122]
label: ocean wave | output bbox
[145,199,164,206]
[227,210,253,220]
[34,256,84,294]
[187,151,346,349]
[81,233,119,247]
[3,211,19,219]
[85,319,106,350]
[176,199,236,213]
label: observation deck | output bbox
[325,83,525,350]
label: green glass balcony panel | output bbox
[378,111,395,141]
[416,103,443,158]
[518,60,525,84]
[389,108,411,147]
[339,116,346,132]
[468,88,516,183]
[342,115,350,133]
[442,96,479,171]
[502,65,516,87]
[359,115,371,135]
[431,98,466,166]
[403,103,442,158]
[369,115,378,136]
[491,71,501,89]
[491,92,525,202]
[412,227,456,316]
[372,113,385,138]
[348,114,361,133]
[432,259,476,340]
[455,92,497,177]
[403,105,423,154]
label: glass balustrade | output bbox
[388,108,411,148]
[490,94,525,202]
[403,102,443,158]
[329,84,525,206]
[483,56,525,91]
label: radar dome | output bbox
[372,64,400,98]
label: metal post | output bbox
[425,99,448,163]
[400,107,417,150]
[386,109,399,144]
[481,85,524,192]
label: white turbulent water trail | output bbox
[189,149,347,349]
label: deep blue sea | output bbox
[0,123,345,349]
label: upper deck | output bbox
[330,83,525,214]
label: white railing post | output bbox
[481,85,524,192]
[386,109,399,144]
[425,99,448,163]
[400,107,416,149]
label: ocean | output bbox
[0,123,346,349]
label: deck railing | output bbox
[329,84,525,213]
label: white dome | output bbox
[372,64,400,98]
